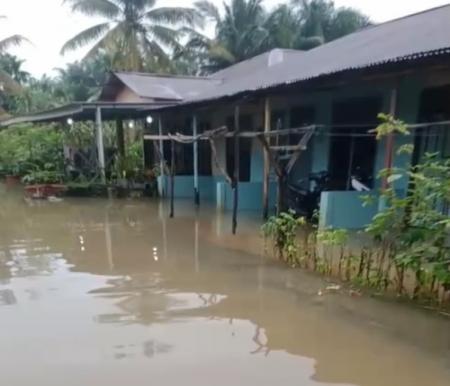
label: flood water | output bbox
[0,187,449,386]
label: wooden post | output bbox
[383,87,398,189]
[158,117,165,197]
[232,105,240,235]
[276,173,286,216]
[116,118,125,158]
[193,115,200,206]
[95,106,106,183]
[170,139,175,218]
[346,135,355,190]
[262,97,271,220]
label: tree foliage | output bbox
[178,0,371,73]
[61,0,202,72]
[0,16,29,116]
[2,54,110,114]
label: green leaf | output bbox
[387,174,402,183]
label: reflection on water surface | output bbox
[0,192,449,386]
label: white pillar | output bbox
[95,106,106,183]
[193,115,199,205]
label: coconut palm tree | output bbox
[178,0,270,73]
[0,54,30,84]
[61,0,202,72]
[263,4,323,50]
[179,0,370,74]
[0,16,28,54]
[292,0,371,43]
[0,16,29,116]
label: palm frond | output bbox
[0,35,29,53]
[83,22,122,60]
[296,35,324,49]
[194,1,220,22]
[63,0,121,18]
[61,22,111,54]
[142,38,172,72]
[145,7,202,28]
[208,43,235,64]
[146,25,180,49]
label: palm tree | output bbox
[179,0,269,73]
[0,16,28,54]
[0,53,30,84]
[61,0,202,72]
[0,16,28,116]
[264,0,370,51]
[179,0,370,74]
[263,4,323,50]
[292,0,370,44]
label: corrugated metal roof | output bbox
[113,72,219,101]
[4,4,450,127]
[169,4,450,106]
[210,49,305,81]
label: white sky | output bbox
[2,0,449,76]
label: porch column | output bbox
[158,116,165,197]
[232,105,240,234]
[193,115,200,206]
[262,97,271,220]
[116,118,125,158]
[95,106,106,183]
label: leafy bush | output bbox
[262,210,306,266]
[365,115,450,300]
[0,125,64,179]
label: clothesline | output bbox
[143,122,449,142]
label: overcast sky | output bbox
[2,0,449,76]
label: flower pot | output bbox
[25,184,67,199]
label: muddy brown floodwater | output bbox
[0,188,449,386]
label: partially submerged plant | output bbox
[317,228,349,276]
[261,210,306,266]
[365,115,450,302]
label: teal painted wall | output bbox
[373,76,423,191]
[319,191,379,229]
[159,176,217,201]
[250,140,264,182]
[217,181,277,211]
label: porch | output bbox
[144,71,450,230]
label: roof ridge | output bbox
[369,3,450,27]
[212,48,304,77]
[304,4,450,54]
[113,71,212,80]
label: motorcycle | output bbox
[285,171,330,219]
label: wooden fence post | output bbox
[232,105,240,234]
[193,115,200,206]
[262,97,271,220]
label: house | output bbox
[3,5,450,229]
[130,5,450,229]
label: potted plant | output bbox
[3,161,29,186]
[22,167,66,199]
